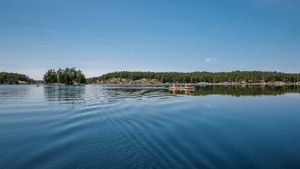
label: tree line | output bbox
[88,71,300,83]
[0,72,35,84]
[43,67,86,84]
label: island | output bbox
[87,71,300,85]
[43,67,86,85]
[0,72,35,84]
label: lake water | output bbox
[1,85,300,169]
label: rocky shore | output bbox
[90,78,300,86]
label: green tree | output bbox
[88,71,300,84]
[0,72,35,84]
[43,67,86,85]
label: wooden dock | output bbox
[169,83,195,91]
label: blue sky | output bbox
[0,0,299,79]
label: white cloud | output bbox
[205,58,216,63]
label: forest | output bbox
[2,70,300,85]
[0,72,35,84]
[88,71,300,84]
[43,67,86,84]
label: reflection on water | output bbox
[0,85,30,103]
[44,85,86,104]
[1,85,300,169]
[41,85,300,105]
[107,85,300,97]
[180,85,300,96]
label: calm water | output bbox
[1,85,300,169]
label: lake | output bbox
[0,85,300,169]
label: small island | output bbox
[43,67,86,85]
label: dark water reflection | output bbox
[44,85,86,104]
[41,85,300,105]
[1,85,300,169]
[178,85,300,96]
[0,85,30,102]
[109,85,300,97]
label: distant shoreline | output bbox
[88,71,300,85]
[1,81,300,86]
[91,82,300,86]
[2,70,300,85]
[2,82,300,86]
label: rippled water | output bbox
[1,85,300,169]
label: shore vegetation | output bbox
[43,67,86,85]
[0,72,35,84]
[88,71,300,84]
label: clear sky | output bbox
[0,0,299,79]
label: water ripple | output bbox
[1,85,300,169]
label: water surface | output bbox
[0,85,300,169]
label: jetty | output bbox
[169,83,195,91]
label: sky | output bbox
[0,0,300,79]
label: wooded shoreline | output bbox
[2,70,300,85]
[88,71,300,85]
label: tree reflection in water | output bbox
[44,85,86,104]
[109,85,300,97]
